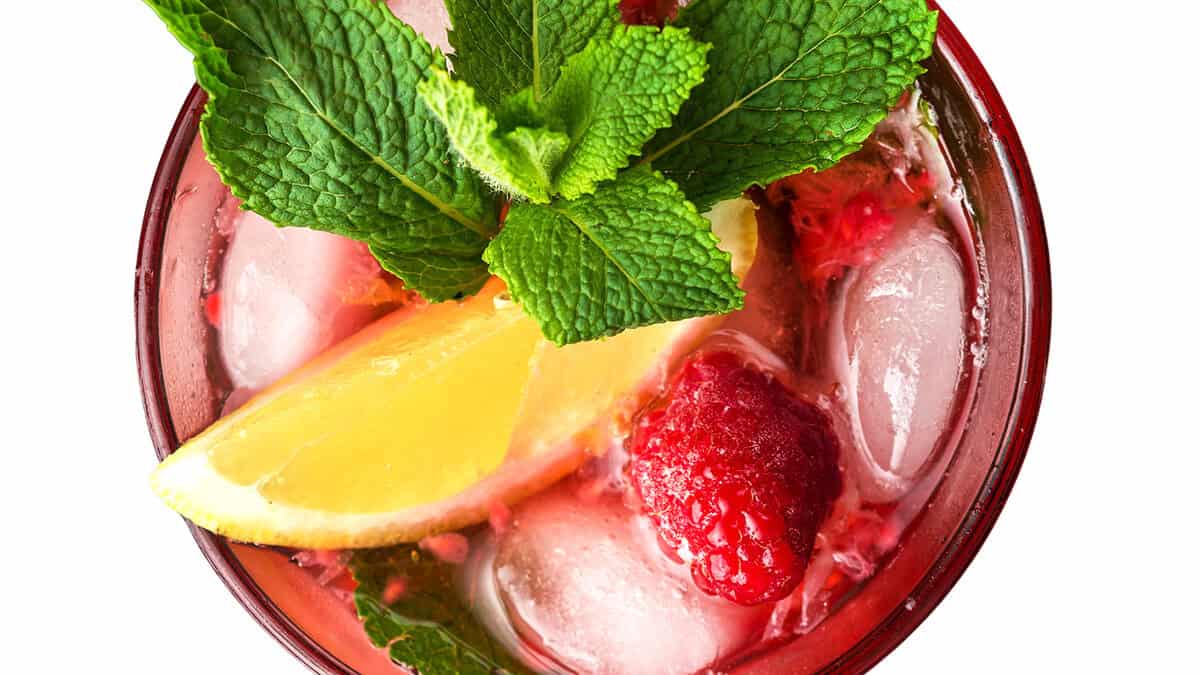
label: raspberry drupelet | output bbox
[619,0,679,26]
[627,351,843,606]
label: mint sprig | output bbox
[144,0,498,301]
[642,0,939,211]
[351,547,532,675]
[146,0,936,346]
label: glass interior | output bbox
[135,7,1049,673]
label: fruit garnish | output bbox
[628,351,842,606]
[151,205,757,548]
[792,188,896,291]
[144,0,936,344]
[767,152,936,292]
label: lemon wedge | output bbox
[151,199,759,548]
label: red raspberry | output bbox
[789,189,894,289]
[619,0,679,26]
[627,351,842,606]
[766,156,935,293]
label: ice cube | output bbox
[218,210,381,391]
[493,486,770,675]
[387,0,452,54]
[836,222,966,503]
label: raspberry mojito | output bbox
[141,0,990,672]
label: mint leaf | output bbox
[545,25,710,200]
[425,25,709,203]
[484,166,744,344]
[445,0,619,105]
[642,0,938,210]
[351,547,532,675]
[419,68,569,202]
[144,0,498,301]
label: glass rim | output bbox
[134,4,1051,673]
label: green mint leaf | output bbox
[484,166,744,345]
[421,25,706,203]
[642,0,938,210]
[544,25,710,200]
[419,68,569,203]
[351,547,532,675]
[143,0,499,301]
[445,0,619,105]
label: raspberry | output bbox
[790,189,895,289]
[766,156,935,292]
[627,351,842,606]
[619,0,679,26]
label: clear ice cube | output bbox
[493,486,770,675]
[218,211,381,391]
[837,222,966,502]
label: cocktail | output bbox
[137,1,1049,672]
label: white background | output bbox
[2,1,1197,673]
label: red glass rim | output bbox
[135,4,1050,673]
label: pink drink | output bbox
[140,3,1049,673]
